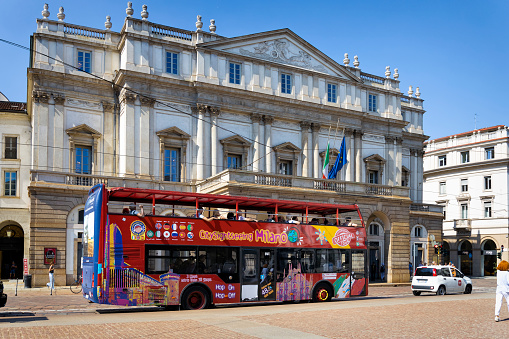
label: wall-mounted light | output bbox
[6,229,13,238]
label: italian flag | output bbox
[322,141,330,179]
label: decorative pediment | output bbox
[402,165,409,173]
[220,134,251,146]
[66,124,101,138]
[273,142,301,153]
[156,126,191,140]
[364,154,386,164]
[320,148,340,158]
[199,29,361,82]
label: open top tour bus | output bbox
[82,184,368,310]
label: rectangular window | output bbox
[485,147,494,160]
[281,73,292,94]
[368,94,377,112]
[368,171,378,184]
[164,148,180,182]
[78,209,85,224]
[438,155,447,167]
[439,181,446,195]
[461,204,468,219]
[484,176,492,190]
[461,179,468,192]
[327,83,337,103]
[316,249,349,273]
[4,171,16,196]
[227,154,242,169]
[77,50,91,73]
[75,146,91,174]
[279,160,293,175]
[484,201,492,218]
[4,136,17,159]
[229,62,241,84]
[369,224,379,236]
[166,52,179,75]
[460,151,469,163]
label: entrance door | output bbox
[77,241,83,278]
[241,248,259,301]
[259,249,276,301]
[351,250,367,296]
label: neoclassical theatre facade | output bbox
[24,4,442,285]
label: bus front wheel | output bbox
[313,283,333,302]
[181,286,210,310]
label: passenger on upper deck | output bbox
[288,216,300,225]
[129,204,145,217]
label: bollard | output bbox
[15,278,18,296]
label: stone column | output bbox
[411,148,418,201]
[251,114,262,172]
[195,104,207,180]
[264,116,274,173]
[311,123,321,178]
[52,94,65,172]
[300,121,311,177]
[101,101,115,177]
[395,137,403,187]
[210,106,221,175]
[32,91,50,170]
[417,149,424,202]
[385,136,395,186]
[119,92,136,176]
[345,129,354,181]
[354,130,363,182]
[139,97,155,178]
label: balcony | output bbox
[30,169,412,200]
[454,219,472,231]
[30,170,193,192]
[197,169,410,199]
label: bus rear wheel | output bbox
[181,286,210,310]
[313,283,333,302]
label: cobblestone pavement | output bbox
[0,278,501,338]
[0,277,496,315]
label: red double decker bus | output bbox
[82,184,368,310]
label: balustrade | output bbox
[63,23,106,40]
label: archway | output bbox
[458,240,473,276]
[0,224,24,279]
[367,219,384,281]
[482,239,497,276]
[410,225,428,269]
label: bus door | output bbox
[259,249,276,301]
[241,248,259,301]
[351,250,367,296]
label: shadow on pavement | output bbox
[96,306,162,314]
[0,312,48,323]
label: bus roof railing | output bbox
[107,187,360,216]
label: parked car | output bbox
[0,281,7,307]
[411,265,472,296]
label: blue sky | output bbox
[1,0,507,140]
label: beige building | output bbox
[25,4,442,285]
[0,95,31,279]
[424,125,509,276]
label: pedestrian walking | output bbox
[47,264,55,295]
[495,260,509,322]
[380,263,385,281]
[10,261,17,279]
[409,261,413,279]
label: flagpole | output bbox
[332,118,340,149]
